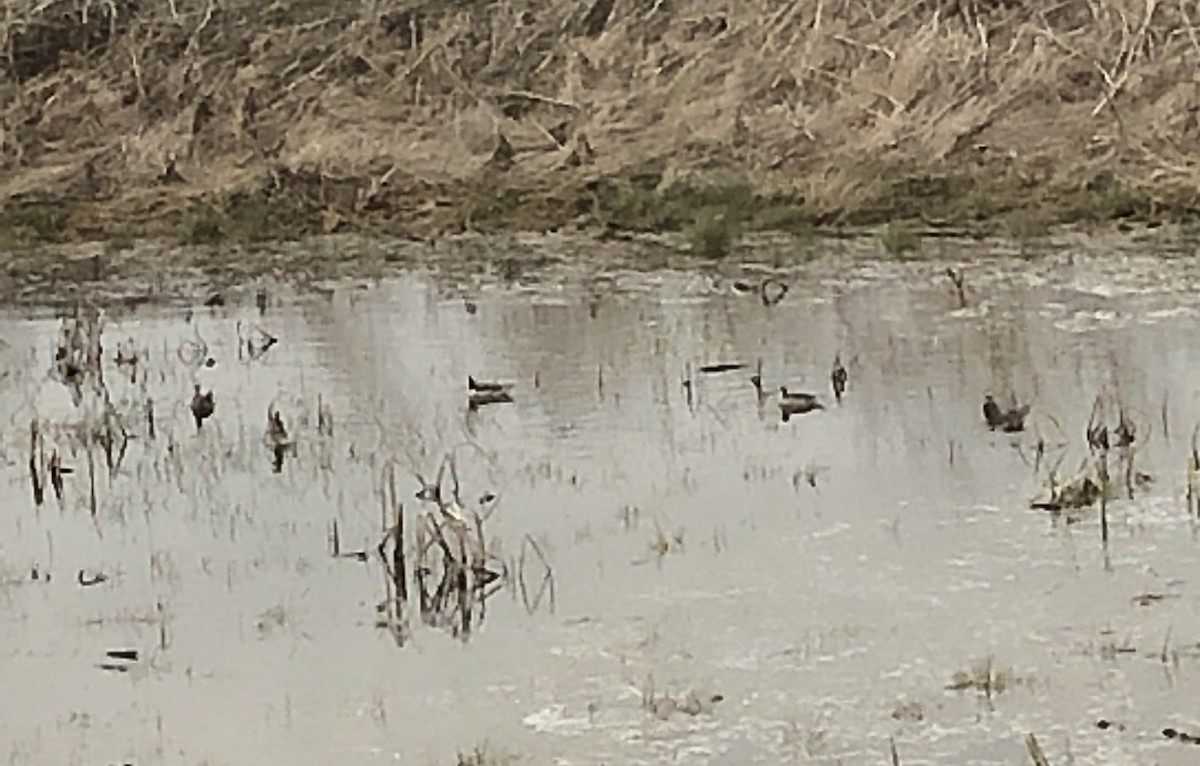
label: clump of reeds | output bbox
[375,454,520,645]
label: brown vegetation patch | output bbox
[2,0,1200,245]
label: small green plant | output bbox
[685,208,741,257]
[1002,208,1053,240]
[104,230,136,253]
[181,204,226,245]
[0,200,76,246]
[754,202,817,244]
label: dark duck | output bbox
[190,384,215,430]
[983,394,1029,433]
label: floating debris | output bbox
[77,569,109,587]
[760,278,789,307]
[698,362,746,374]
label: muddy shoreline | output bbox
[0,221,1192,315]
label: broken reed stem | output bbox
[29,419,44,506]
[1162,390,1170,441]
[381,462,395,534]
[1098,450,1109,544]
[456,531,470,638]
[1025,733,1051,766]
[86,443,98,518]
[1122,446,1134,500]
[946,267,967,308]
[393,500,407,603]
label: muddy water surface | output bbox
[4,236,1200,766]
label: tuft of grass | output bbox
[684,207,741,257]
[1001,208,1054,240]
[879,220,922,255]
[0,200,77,247]
[456,743,518,766]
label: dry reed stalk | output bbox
[28,419,44,506]
[4,0,1200,230]
[1025,733,1051,766]
[86,443,97,518]
[1189,423,1200,517]
[392,499,406,603]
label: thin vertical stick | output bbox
[393,501,407,603]
[87,446,98,518]
[1162,390,1170,442]
[29,420,44,506]
[1098,451,1109,545]
[1025,733,1051,766]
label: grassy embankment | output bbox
[2,0,1200,256]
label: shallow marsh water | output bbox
[5,234,1200,765]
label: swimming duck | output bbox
[468,376,514,410]
[983,395,1029,433]
[779,387,824,422]
[780,387,822,406]
[831,356,847,404]
[190,385,214,430]
[266,406,291,473]
[468,375,511,393]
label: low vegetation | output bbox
[2,0,1200,250]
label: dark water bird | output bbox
[779,387,824,421]
[780,387,822,405]
[468,376,514,410]
[831,356,847,404]
[983,394,1029,432]
[1115,411,1136,448]
[469,390,513,410]
[190,384,215,429]
[468,375,512,393]
[267,407,290,473]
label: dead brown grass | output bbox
[2,0,1200,242]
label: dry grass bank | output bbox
[2,0,1200,249]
